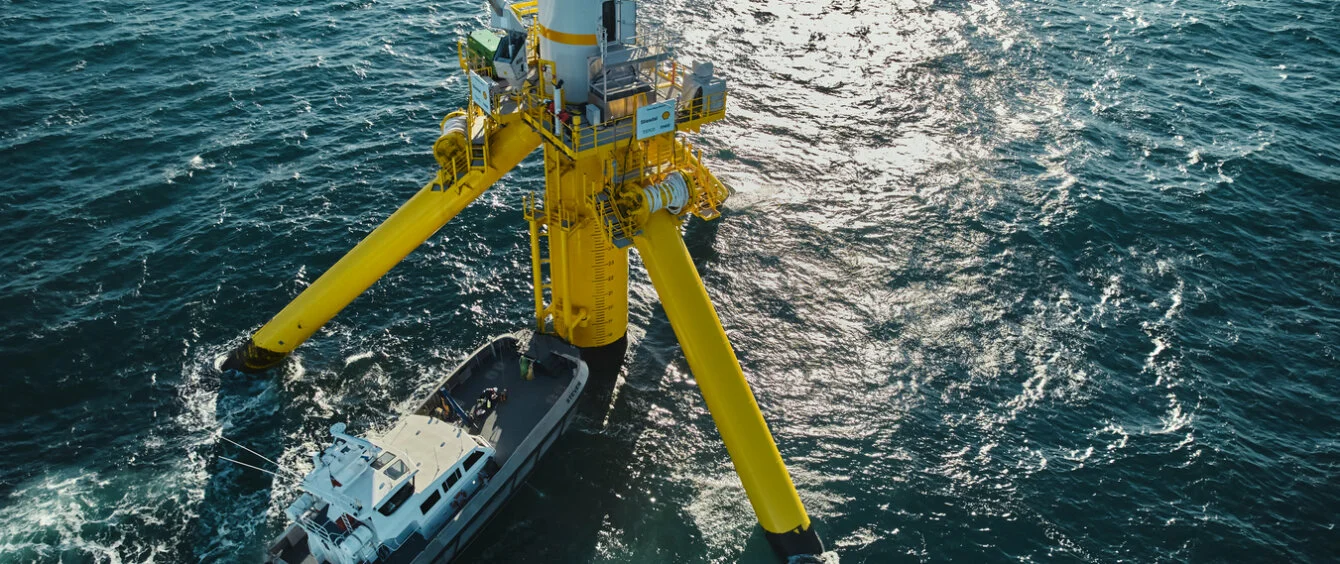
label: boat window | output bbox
[443,469,462,491]
[377,481,415,516]
[384,459,408,480]
[419,490,442,514]
[371,452,396,470]
[463,450,485,471]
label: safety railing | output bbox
[432,145,473,190]
[600,23,673,57]
[655,62,682,98]
[519,90,728,159]
[675,90,728,130]
[525,22,542,69]
[683,140,730,220]
[508,23,726,156]
[607,138,692,187]
[523,192,548,333]
[431,110,475,190]
[508,0,538,22]
[584,136,730,241]
[457,39,496,80]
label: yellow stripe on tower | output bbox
[538,23,597,46]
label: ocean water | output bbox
[1,0,1338,562]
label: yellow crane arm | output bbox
[223,120,541,372]
[632,211,823,556]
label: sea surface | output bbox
[2,0,1338,562]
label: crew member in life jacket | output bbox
[471,387,508,420]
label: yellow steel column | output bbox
[632,211,822,556]
[223,120,541,372]
[545,146,629,350]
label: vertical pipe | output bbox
[558,199,573,341]
[545,145,628,351]
[528,202,545,333]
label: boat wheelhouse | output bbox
[268,332,587,564]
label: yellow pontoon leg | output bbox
[223,120,541,372]
[632,211,823,557]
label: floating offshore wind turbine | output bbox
[222,0,824,558]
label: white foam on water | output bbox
[1156,394,1193,435]
[1165,280,1184,321]
[589,513,631,560]
[0,461,198,562]
[343,350,375,366]
[1100,423,1131,451]
[791,551,842,563]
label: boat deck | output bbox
[271,333,583,564]
[417,334,577,466]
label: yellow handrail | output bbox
[509,0,538,21]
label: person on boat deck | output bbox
[471,387,508,419]
[482,387,507,402]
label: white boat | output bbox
[266,332,588,564]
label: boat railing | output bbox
[298,510,353,552]
[415,392,578,564]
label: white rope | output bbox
[642,172,690,215]
[219,434,304,479]
[218,456,294,481]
